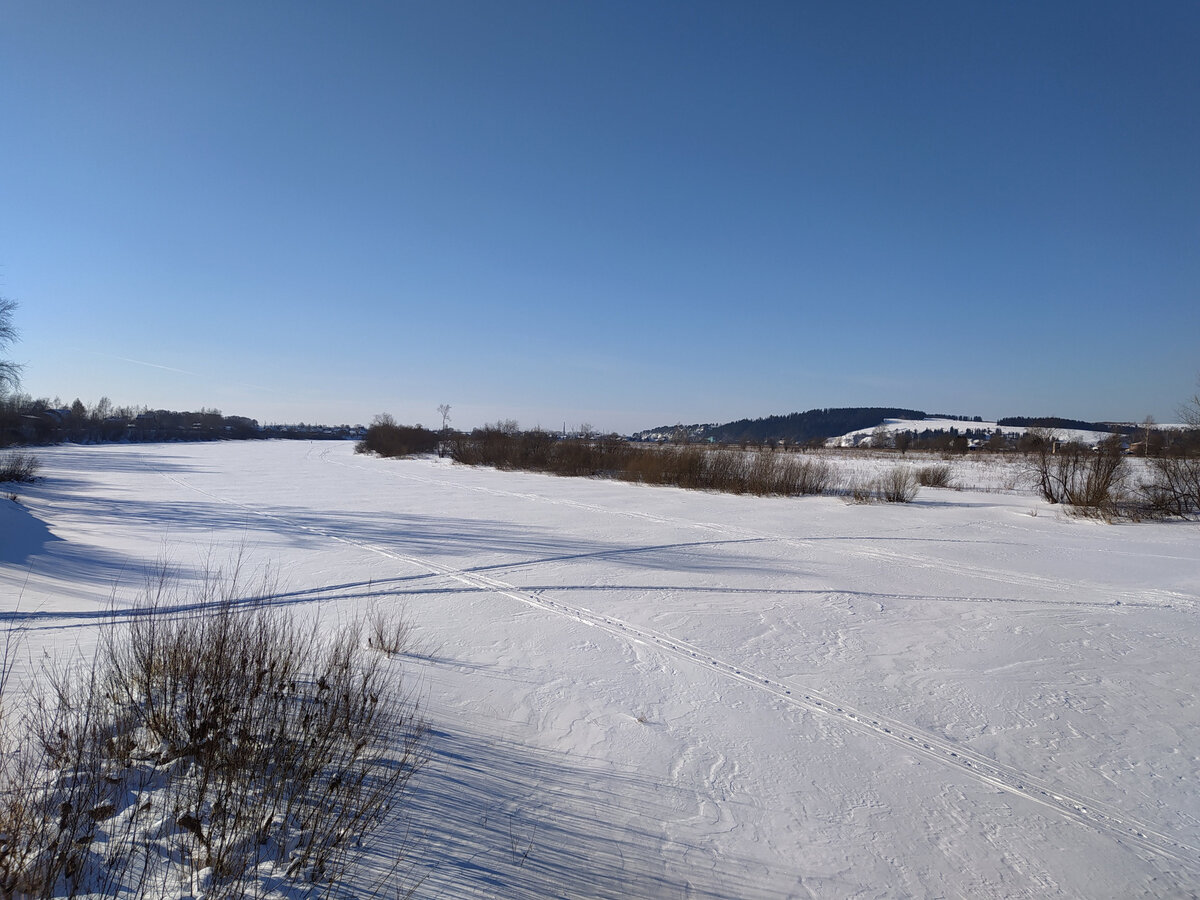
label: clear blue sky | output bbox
[2,1,1197,432]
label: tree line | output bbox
[0,392,375,447]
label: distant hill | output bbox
[632,407,931,445]
[997,416,1136,435]
[631,408,1139,446]
[829,416,1117,449]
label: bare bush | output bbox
[357,414,440,458]
[845,474,876,504]
[367,604,414,658]
[450,434,884,504]
[3,657,126,897]
[915,463,953,488]
[745,451,782,496]
[879,467,919,503]
[614,446,841,498]
[703,449,743,493]
[668,447,707,489]
[0,451,39,483]
[1139,456,1200,517]
[0,563,426,899]
[840,467,917,504]
[1027,433,1127,516]
[792,457,837,495]
[618,446,706,489]
[766,455,803,496]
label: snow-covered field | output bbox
[3,441,1199,898]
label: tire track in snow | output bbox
[157,464,1200,874]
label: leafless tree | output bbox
[436,405,452,457]
[0,298,21,393]
[1181,378,1200,428]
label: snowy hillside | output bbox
[828,416,1116,448]
[2,442,1199,897]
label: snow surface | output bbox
[2,442,1199,898]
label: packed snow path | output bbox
[3,442,1199,898]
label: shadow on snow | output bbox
[391,724,799,900]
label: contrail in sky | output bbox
[94,352,281,394]
[107,354,202,377]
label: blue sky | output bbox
[2,2,1198,432]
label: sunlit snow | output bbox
[3,442,1198,898]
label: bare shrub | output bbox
[769,455,804,496]
[619,446,666,485]
[879,466,919,503]
[766,456,800,495]
[1025,429,1062,502]
[618,446,840,498]
[745,451,781,496]
[513,429,554,470]
[452,434,852,503]
[793,457,836,495]
[0,451,39,483]
[845,474,876,504]
[617,445,699,489]
[357,414,439,458]
[555,434,633,477]
[840,467,917,504]
[4,657,128,897]
[1140,456,1200,517]
[671,447,707,489]
[0,618,41,895]
[915,463,953,488]
[1026,433,1128,516]
[549,437,594,477]
[367,604,414,657]
[704,449,743,493]
[1067,438,1127,512]
[0,563,425,898]
[621,446,706,489]
[449,424,534,470]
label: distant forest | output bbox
[997,416,1136,435]
[0,394,363,446]
[634,408,930,446]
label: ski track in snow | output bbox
[324,454,1195,613]
[147,454,1200,876]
